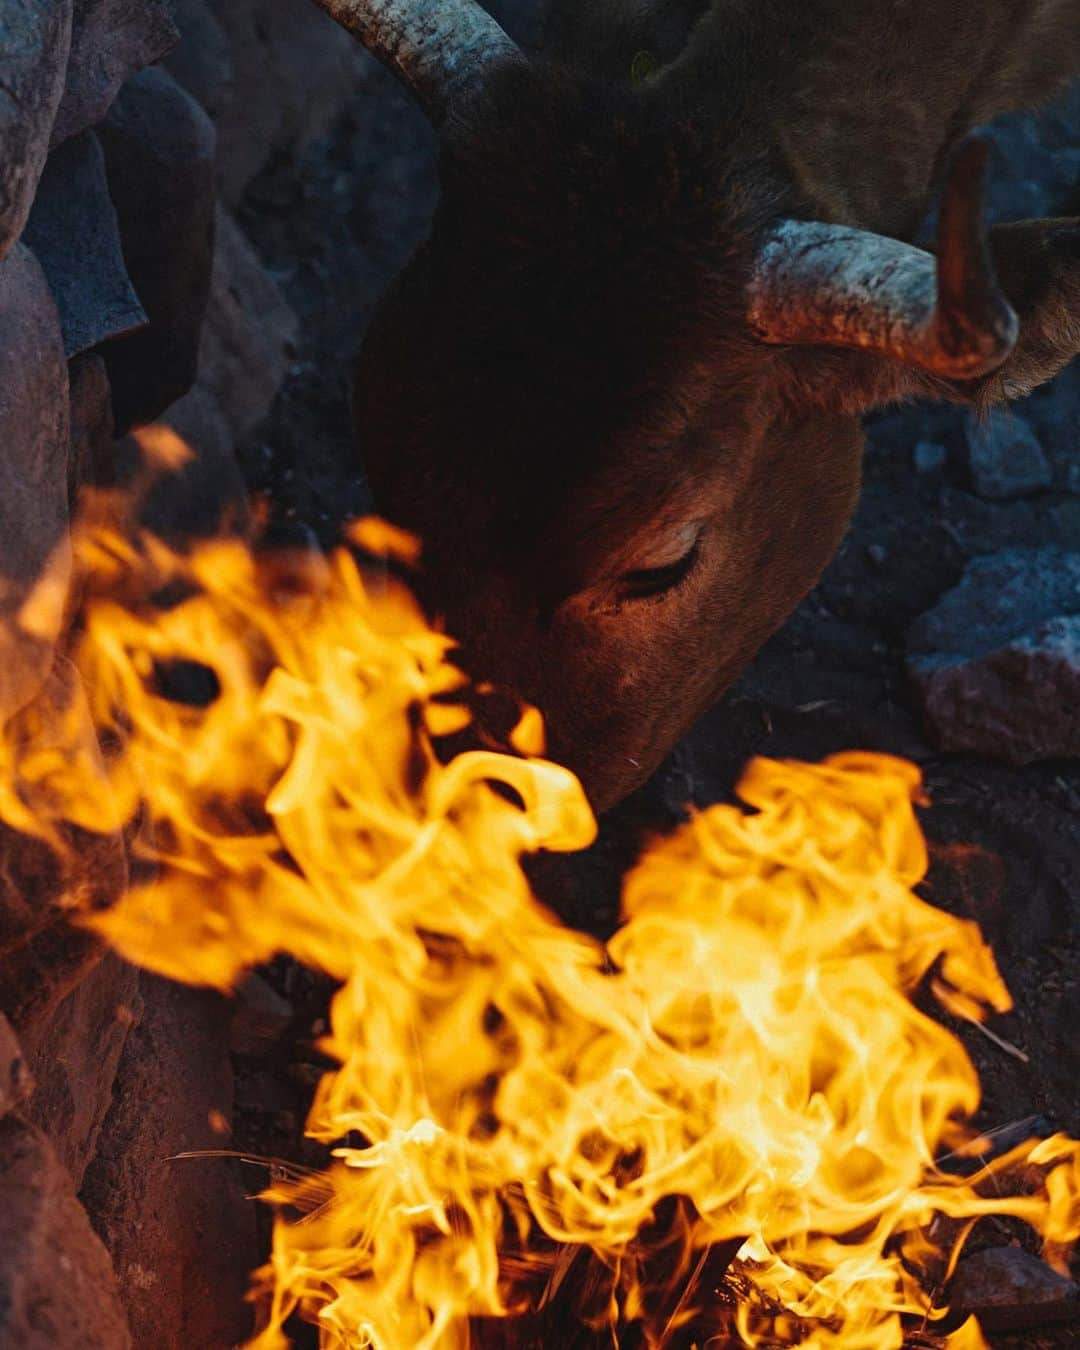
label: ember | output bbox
[1,468,1078,1348]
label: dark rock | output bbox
[81,975,258,1350]
[909,548,1080,653]
[230,970,293,1056]
[0,1114,132,1348]
[169,0,367,205]
[913,440,947,475]
[961,410,1052,500]
[0,1013,33,1116]
[99,66,216,432]
[951,1246,1080,1333]
[908,548,1080,763]
[20,952,140,1188]
[68,351,115,495]
[985,82,1080,223]
[1018,365,1080,492]
[134,386,249,539]
[50,0,177,146]
[115,201,296,496]
[162,0,232,121]
[22,131,147,357]
[176,203,298,444]
[0,243,72,718]
[0,0,72,260]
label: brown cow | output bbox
[315,0,1080,810]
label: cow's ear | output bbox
[766,217,1080,409]
[949,217,1080,403]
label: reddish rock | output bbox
[951,1246,1080,1333]
[0,1012,34,1116]
[0,1114,132,1349]
[20,951,140,1188]
[81,975,258,1350]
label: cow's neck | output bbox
[679,0,1079,239]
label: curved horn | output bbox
[312,0,522,122]
[746,135,1019,380]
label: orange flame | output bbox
[1,466,1077,1347]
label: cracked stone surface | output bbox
[907,548,1080,762]
[0,0,72,260]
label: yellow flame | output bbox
[1,471,1077,1348]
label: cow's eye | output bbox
[618,537,702,601]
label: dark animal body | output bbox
[317,0,1080,810]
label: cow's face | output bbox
[419,403,863,811]
[361,337,864,809]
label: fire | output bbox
[1,455,1077,1347]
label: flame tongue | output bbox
[2,482,1077,1348]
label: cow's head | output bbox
[318,0,1036,811]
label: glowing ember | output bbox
[1,451,1077,1348]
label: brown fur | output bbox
[355,0,1080,809]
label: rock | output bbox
[50,0,177,147]
[80,975,258,1350]
[22,130,147,358]
[961,410,1052,500]
[909,547,1080,665]
[230,971,292,1056]
[167,0,367,205]
[907,548,1080,763]
[0,664,128,1030]
[951,1246,1080,1333]
[0,1114,132,1348]
[913,440,947,475]
[0,1013,33,1116]
[985,84,1080,223]
[20,952,140,1188]
[162,0,232,121]
[99,66,216,432]
[68,351,115,494]
[866,543,886,567]
[107,201,297,496]
[132,385,249,539]
[0,0,72,261]
[184,203,298,444]
[0,924,105,1039]
[0,244,72,719]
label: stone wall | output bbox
[0,1,378,1343]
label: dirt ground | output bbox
[227,23,1080,1347]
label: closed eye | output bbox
[617,537,702,601]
